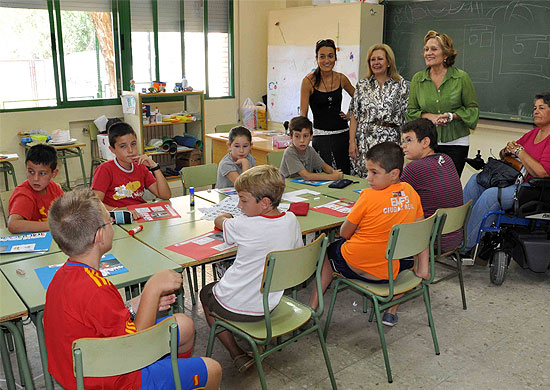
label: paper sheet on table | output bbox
[311,199,355,217]
[0,153,18,159]
[165,230,237,260]
[215,187,238,197]
[198,197,244,221]
[127,201,181,222]
[282,189,320,202]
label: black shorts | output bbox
[327,238,414,284]
[200,282,264,323]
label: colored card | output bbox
[0,232,52,254]
[34,254,128,290]
[311,199,355,217]
[290,178,332,186]
[128,201,181,222]
[165,230,237,260]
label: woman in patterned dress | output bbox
[349,44,409,177]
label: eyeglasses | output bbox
[95,221,113,239]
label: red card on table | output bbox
[165,230,237,260]
[127,201,181,222]
[311,199,355,217]
[288,202,310,216]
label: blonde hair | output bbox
[234,165,285,207]
[365,44,402,81]
[48,189,106,257]
[424,30,457,67]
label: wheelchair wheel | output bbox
[490,250,509,286]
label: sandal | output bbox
[233,353,255,373]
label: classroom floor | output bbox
[2,258,550,389]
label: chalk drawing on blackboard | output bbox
[500,34,550,79]
[464,24,496,83]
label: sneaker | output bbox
[382,312,398,327]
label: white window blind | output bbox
[0,0,111,11]
[207,0,229,33]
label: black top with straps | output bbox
[308,78,349,132]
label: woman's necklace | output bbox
[321,71,334,109]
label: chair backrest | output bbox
[1,191,13,225]
[262,233,327,293]
[72,317,180,388]
[215,123,239,133]
[180,163,218,195]
[385,213,440,260]
[435,200,472,235]
[266,151,284,169]
[88,122,100,141]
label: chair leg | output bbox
[363,295,368,313]
[323,279,341,339]
[185,268,196,305]
[457,255,467,310]
[206,321,218,357]
[315,321,337,389]
[248,341,267,390]
[373,300,393,383]
[368,304,375,322]
[212,264,218,282]
[0,327,16,390]
[201,264,206,289]
[192,267,199,292]
[422,285,440,355]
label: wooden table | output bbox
[0,153,18,191]
[0,271,33,390]
[25,142,88,189]
[206,133,286,166]
[0,237,183,390]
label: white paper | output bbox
[198,197,244,221]
[282,189,321,202]
[121,95,137,114]
[0,153,18,159]
[191,236,216,245]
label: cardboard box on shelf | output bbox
[176,150,202,169]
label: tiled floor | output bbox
[2,259,550,389]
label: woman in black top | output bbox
[300,39,355,174]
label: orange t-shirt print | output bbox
[341,182,423,280]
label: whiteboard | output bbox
[267,45,361,123]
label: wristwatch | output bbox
[514,146,524,157]
[149,164,161,172]
[125,301,136,320]
[447,112,454,122]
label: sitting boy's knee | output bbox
[203,358,222,384]
[174,313,195,339]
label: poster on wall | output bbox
[267,45,360,123]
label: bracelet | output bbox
[149,164,161,172]
[447,112,453,122]
[514,146,524,158]
[125,301,136,320]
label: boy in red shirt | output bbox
[92,122,171,213]
[44,189,221,389]
[8,144,64,233]
[309,142,428,327]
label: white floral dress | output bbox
[349,76,409,177]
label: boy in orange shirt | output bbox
[309,142,428,327]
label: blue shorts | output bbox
[140,316,208,390]
[327,238,413,284]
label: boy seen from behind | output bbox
[8,144,64,233]
[44,189,221,390]
[200,165,303,373]
[309,142,427,327]
[401,119,463,252]
[92,122,171,212]
[279,116,344,180]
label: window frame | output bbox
[0,0,234,113]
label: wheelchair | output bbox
[472,177,550,285]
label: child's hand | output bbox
[331,170,344,180]
[220,213,233,219]
[235,158,250,171]
[130,209,142,221]
[158,293,176,311]
[148,269,183,296]
[134,154,157,169]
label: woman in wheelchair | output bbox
[462,91,550,255]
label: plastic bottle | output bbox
[128,225,143,236]
[182,76,188,89]
[189,187,195,207]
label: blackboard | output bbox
[385,0,550,123]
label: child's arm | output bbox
[134,269,183,331]
[127,293,176,313]
[214,213,233,230]
[339,219,358,240]
[92,189,118,211]
[135,155,171,200]
[322,162,344,178]
[297,168,343,181]
[225,158,251,184]
[7,214,49,233]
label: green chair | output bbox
[266,151,284,169]
[206,234,337,390]
[1,190,13,225]
[180,163,218,195]
[324,213,442,383]
[73,317,181,390]
[215,123,239,133]
[88,123,107,184]
[433,200,473,310]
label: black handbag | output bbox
[476,157,522,189]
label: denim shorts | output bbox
[327,238,413,284]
